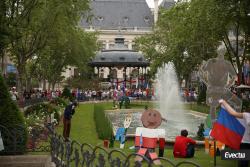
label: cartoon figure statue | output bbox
[135,109,166,165]
[199,45,241,122]
[115,114,132,149]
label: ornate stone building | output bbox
[81,0,175,88]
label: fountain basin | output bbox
[105,109,207,141]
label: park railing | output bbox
[46,125,201,167]
[0,124,50,154]
[0,124,201,167]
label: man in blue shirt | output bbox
[63,102,77,141]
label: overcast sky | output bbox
[146,0,163,8]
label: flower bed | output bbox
[24,100,66,151]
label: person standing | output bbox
[63,102,77,141]
[219,99,250,167]
[173,129,196,158]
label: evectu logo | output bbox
[221,150,250,160]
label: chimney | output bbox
[154,0,159,24]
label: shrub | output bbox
[50,97,69,108]
[197,84,207,105]
[24,103,60,124]
[119,96,130,109]
[0,74,27,154]
[94,104,113,140]
[242,99,250,112]
[196,123,205,140]
[62,87,74,101]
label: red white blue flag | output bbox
[210,107,245,150]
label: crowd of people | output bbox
[9,88,62,101]
[8,87,155,103]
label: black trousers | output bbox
[186,144,195,158]
[238,143,250,167]
[63,118,71,139]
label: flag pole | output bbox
[214,140,216,167]
[210,106,217,167]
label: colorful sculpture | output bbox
[135,109,166,165]
[115,114,132,149]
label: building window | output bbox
[97,16,104,21]
[109,43,115,49]
[144,16,150,23]
[123,16,129,24]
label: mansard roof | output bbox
[80,0,154,30]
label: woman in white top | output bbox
[219,99,250,167]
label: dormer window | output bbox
[100,56,105,60]
[123,16,129,23]
[138,57,143,61]
[97,16,104,21]
[144,16,150,23]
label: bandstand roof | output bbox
[89,50,150,67]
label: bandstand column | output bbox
[129,67,132,89]
[137,67,140,88]
[97,67,100,77]
[109,67,112,82]
[124,67,127,88]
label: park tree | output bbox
[0,73,27,154]
[2,0,91,98]
[214,0,250,84]
[136,0,250,86]
[0,0,10,74]
[136,1,220,87]
[28,26,97,90]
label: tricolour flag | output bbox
[139,133,143,148]
[210,107,245,150]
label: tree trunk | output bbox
[42,79,46,90]
[48,82,51,90]
[16,67,24,103]
[185,75,191,88]
[52,82,56,91]
[1,50,5,77]
[238,68,243,85]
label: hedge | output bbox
[0,74,27,154]
[93,104,113,140]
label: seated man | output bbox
[173,129,196,158]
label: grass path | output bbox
[56,102,238,167]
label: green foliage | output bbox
[242,99,250,112]
[137,0,250,85]
[0,74,27,154]
[66,69,99,90]
[50,97,69,108]
[196,123,205,140]
[5,73,17,87]
[197,85,207,105]
[185,103,209,114]
[93,104,113,140]
[2,0,97,95]
[119,96,130,109]
[62,87,74,101]
[24,103,60,124]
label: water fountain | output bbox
[106,62,205,140]
[154,62,205,139]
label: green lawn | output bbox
[184,103,210,114]
[56,102,239,167]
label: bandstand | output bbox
[89,50,150,89]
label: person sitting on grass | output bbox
[173,129,196,158]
